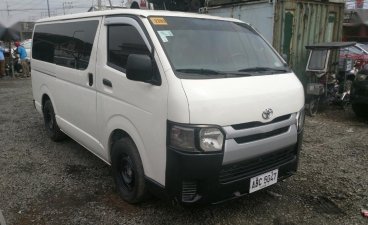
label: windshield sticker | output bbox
[160,35,168,42]
[150,17,168,25]
[157,30,173,43]
[158,30,173,37]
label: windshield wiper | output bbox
[237,67,289,73]
[176,68,255,78]
[176,68,225,75]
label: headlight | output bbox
[356,73,367,81]
[168,123,224,152]
[199,128,224,152]
[296,108,305,132]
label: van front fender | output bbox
[104,115,151,178]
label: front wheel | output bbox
[111,138,147,204]
[307,97,320,117]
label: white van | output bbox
[31,9,305,204]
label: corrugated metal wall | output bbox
[273,0,345,82]
[205,1,274,42]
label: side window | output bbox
[33,20,99,70]
[107,24,150,71]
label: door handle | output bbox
[103,78,112,88]
[88,73,93,86]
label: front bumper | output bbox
[164,131,303,205]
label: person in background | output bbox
[0,42,5,78]
[15,41,30,77]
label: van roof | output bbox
[36,9,245,24]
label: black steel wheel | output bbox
[111,138,147,203]
[42,99,66,141]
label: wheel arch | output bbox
[39,85,57,113]
[105,116,151,178]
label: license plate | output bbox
[249,169,278,193]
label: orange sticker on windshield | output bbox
[150,17,168,25]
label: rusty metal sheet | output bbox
[273,0,345,82]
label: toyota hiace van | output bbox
[32,9,305,204]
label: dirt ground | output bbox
[0,78,367,225]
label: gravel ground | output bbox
[0,78,367,225]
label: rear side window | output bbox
[107,25,150,71]
[33,20,99,70]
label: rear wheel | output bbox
[43,99,66,141]
[111,138,147,203]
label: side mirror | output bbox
[126,54,158,85]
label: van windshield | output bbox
[149,16,289,78]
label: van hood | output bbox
[180,73,304,126]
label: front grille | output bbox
[219,146,297,184]
[231,114,291,130]
[234,126,289,144]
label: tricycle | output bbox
[305,42,357,116]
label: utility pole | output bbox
[108,0,113,9]
[47,0,51,17]
[97,0,102,10]
[6,1,10,16]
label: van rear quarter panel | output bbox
[31,59,57,114]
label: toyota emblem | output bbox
[262,108,273,120]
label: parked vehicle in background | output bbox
[351,65,368,118]
[340,43,368,70]
[356,43,368,53]
[32,9,305,205]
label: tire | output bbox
[352,103,368,118]
[307,97,319,117]
[111,138,147,204]
[42,100,66,141]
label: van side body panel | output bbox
[95,16,170,185]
